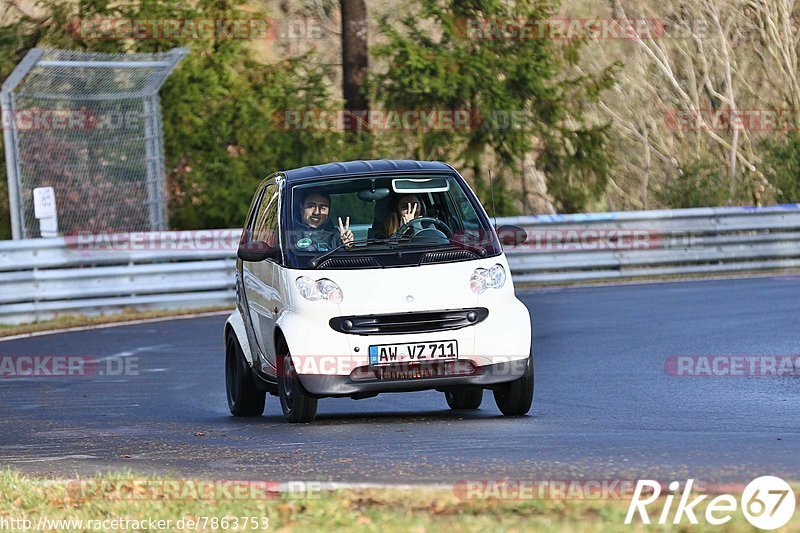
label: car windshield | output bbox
[286,173,500,268]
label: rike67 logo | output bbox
[626,476,796,529]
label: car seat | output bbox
[368,196,392,239]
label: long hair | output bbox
[385,212,401,236]
[385,195,425,235]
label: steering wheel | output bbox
[392,217,453,240]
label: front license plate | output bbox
[369,340,458,366]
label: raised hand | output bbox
[338,216,354,247]
[401,202,418,225]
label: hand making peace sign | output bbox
[400,202,418,226]
[338,216,354,247]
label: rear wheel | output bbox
[225,332,266,417]
[445,388,483,410]
[277,345,318,423]
[493,355,534,416]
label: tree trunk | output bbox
[340,0,369,132]
[522,152,557,214]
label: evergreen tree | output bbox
[0,0,343,232]
[371,0,616,214]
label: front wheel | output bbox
[277,347,318,423]
[226,332,266,417]
[493,355,534,416]
[445,388,483,410]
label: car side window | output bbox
[252,186,280,247]
[242,180,269,244]
[449,185,481,231]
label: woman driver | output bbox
[385,194,426,236]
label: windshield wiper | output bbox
[448,240,487,256]
[398,237,487,257]
[309,235,486,268]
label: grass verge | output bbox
[1,470,798,532]
[0,307,232,338]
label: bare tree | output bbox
[571,0,797,207]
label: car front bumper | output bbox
[297,358,529,397]
[276,295,532,397]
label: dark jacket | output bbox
[292,219,342,252]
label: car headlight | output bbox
[469,264,506,294]
[295,276,343,304]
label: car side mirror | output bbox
[496,224,528,246]
[237,241,281,262]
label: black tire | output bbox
[277,345,318,423]
[493,355,534,416]
[445,388,483,410]
[225,332,266,417]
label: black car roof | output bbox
[280,159,453,182]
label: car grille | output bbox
[329,308,489,336]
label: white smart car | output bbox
[225,160,532,422]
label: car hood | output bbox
[289,258,510,317]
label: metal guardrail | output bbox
[501,204,800,283]
[0,230,240,324]
[1,204,799,324]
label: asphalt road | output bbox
[1,276,798,484]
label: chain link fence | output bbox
[2,48,187,239]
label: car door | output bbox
[241,182,283,372]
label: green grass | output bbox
[1,471,798,532]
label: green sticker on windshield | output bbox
[297,238,313,248]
